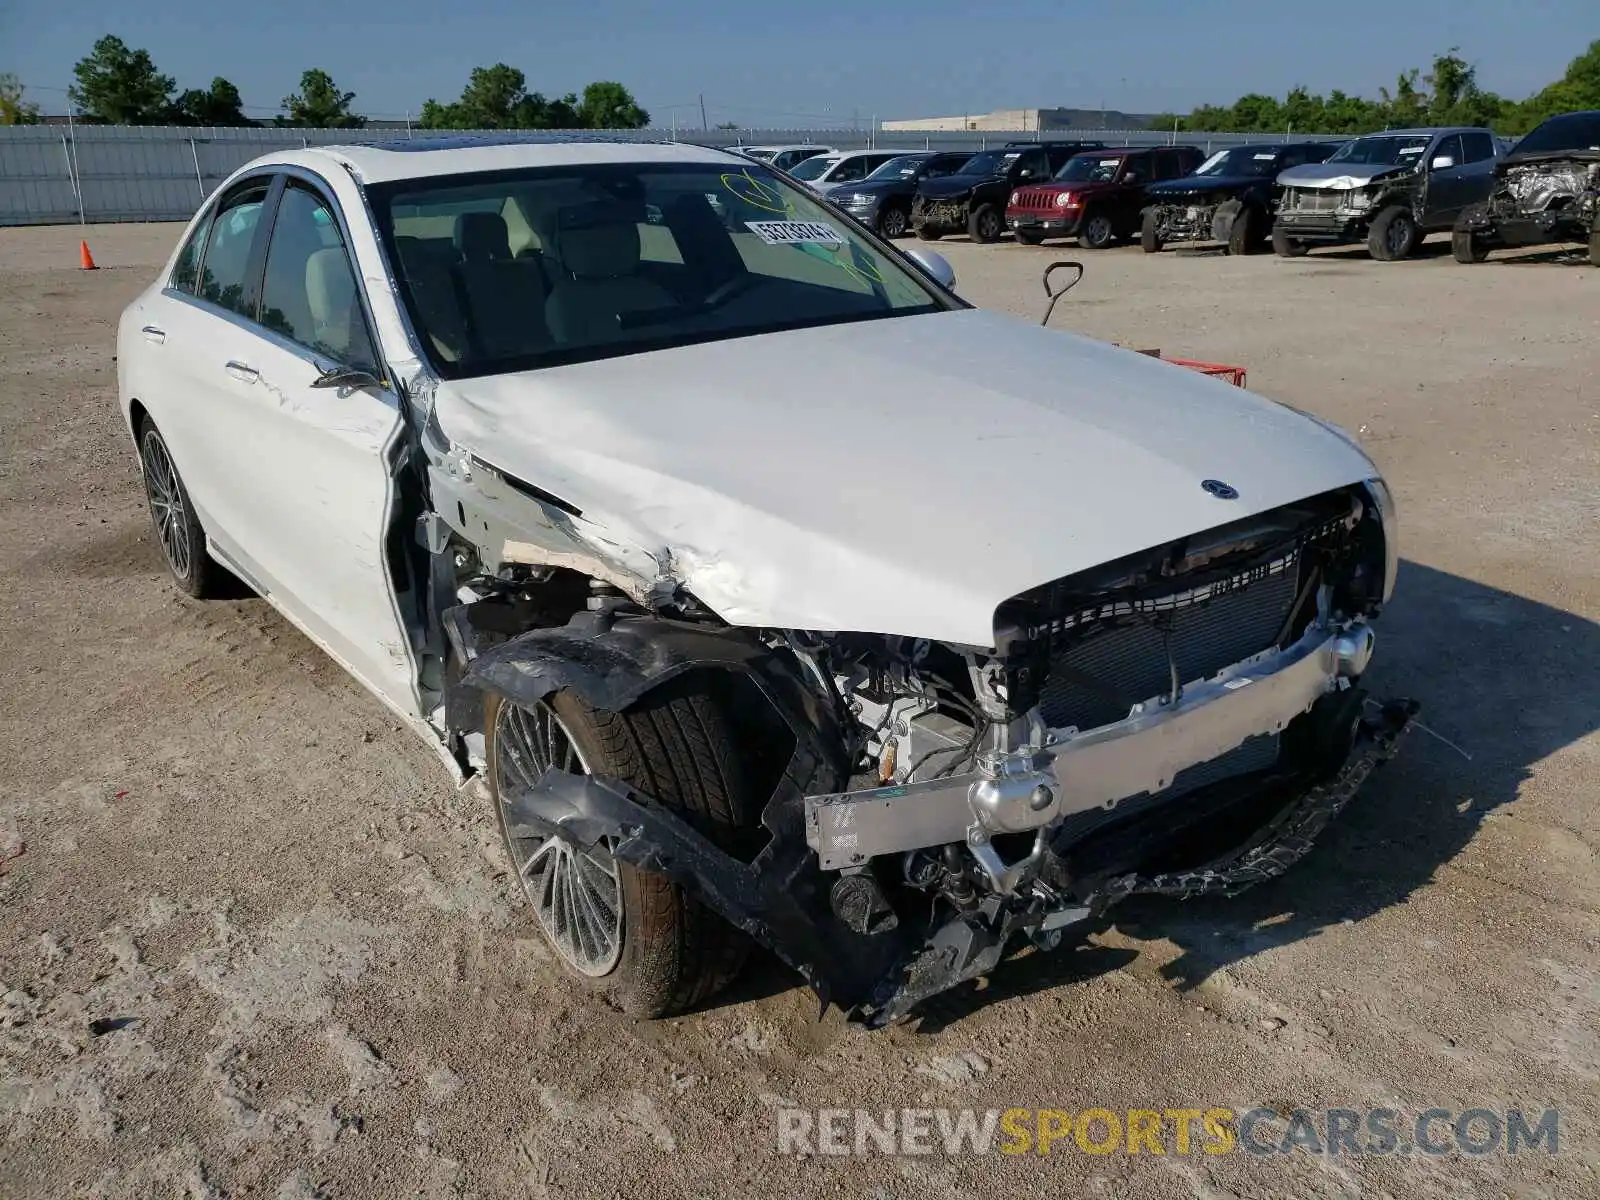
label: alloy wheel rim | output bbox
[494,700,623,977]
[1388,217,1412,255]
[1087,216,1111,244]
[882,209,907,236]
[979,211,1000,238]
[142,434,191,580]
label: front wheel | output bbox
[138,420,228,598]
[1140,210,1163,253]
[486,678,762,1017]
[1077,211,1115,250]
[1452,226,1490,263]
[967,204,1002,243]
[1227,205,1265,255]
[1272,227,1310,257]
[1368,204,1419,261]
[877,205,909,239]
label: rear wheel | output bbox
[1272,227,1309,258]
[486,678,762,1017]
[1014,227,1044,245]
[877,204,909,238]
[1368,204,1419,261]
[968,204,1002,243]
[1452,226,1490,263]
[1077,211,1115,250]
[1227,205,1265,255]
[1140,210,1163,253]
[137,419,228,598]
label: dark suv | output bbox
[1004,146,1204,248]
[1141,142,1342,254]
[912,141,1104,243]
[831,152,976,238]
[1454,110,1600,265]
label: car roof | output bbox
[742,143,833,153]
[1354,126,1488,137]
[283,136,744,185]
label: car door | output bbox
[1116,153,1154,229]
[206,175,417,713]
[137,176,275,566]
[1422,135,1468,228]
[1455,131,1499,208]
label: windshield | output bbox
[789,155,838,181]
[1054,154,1125,183]
[371,162,947,378]
[1193,147,1282,178]
[957,150,1021,176]
[866,155,927,181]
[742,149,776,161]
[1513,112,1600,155]
[1328,135,1432,166]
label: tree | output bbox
[173,76,251,126]
[280,68,363,128]
[576,81,649,129]
[419,64,597,129]
[69,35,176,124]
[0,73,40,125]
[1506,39,1600,133]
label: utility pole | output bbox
[699,94,708,132]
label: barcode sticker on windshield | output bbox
[745,220,845,245]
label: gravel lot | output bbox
[1,220,1596,1200]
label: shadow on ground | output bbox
[897,559,1599,1025]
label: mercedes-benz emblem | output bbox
[1201,479,1239,500]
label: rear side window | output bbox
[1460,132,1495,163]
[170,211,215,295]
[197,183,269,316]
[258,184,376,369]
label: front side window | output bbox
[830,158,869,183]
[258,184,375,368]
[371,161,949,378]
[1431,135,1464,168]
[197,183,269,316]
[170,210,215,295]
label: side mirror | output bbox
[904,247,956,291]
[312,364,384,391]
[1430,155,1456,170]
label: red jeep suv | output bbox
[1007,145,1204,248]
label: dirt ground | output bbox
[1,219,1596,1200]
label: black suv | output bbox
[1454,110,1600,264]
[912,141,1104,243]
[1141,142,1342,254]
[830,152,975,238]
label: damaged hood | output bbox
[432,309,1377,646]
[1277,161,1414,190]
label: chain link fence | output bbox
[0,124,1326,226]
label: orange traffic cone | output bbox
[79,240,98,270]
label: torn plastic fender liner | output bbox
[454,609,910,1011]
[501,767,853,1007]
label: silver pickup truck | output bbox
[1272,127,1501,260]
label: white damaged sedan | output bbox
[118,137,1413,1023]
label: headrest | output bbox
[453,211,510,261]
[555,203,643,278]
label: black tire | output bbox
[1227,205,1265,256]
[1077,210,1115,250]
[485,678,763,1017]
[914,225,942,241]
[1014,228,1044,245]
[967,204,1002,243]
[877,204,910,239]
[1588,227,1600,266]
[1368,204,1418,261]
[1140,209,1163,253]
[1272,226,1309,258]
[1452,226,1490,264]
[137,419,228,599]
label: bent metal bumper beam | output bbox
[804,621,1376,871]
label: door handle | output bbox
[224,360,259,383]
[141,325,166,344]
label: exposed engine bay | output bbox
[423,429,1413,1021]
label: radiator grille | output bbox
[1011,187,1061,209]
[1038,562,1301,732]
[1284,188,1344,213]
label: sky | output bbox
[3,2,1591,127]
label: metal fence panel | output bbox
[0,124,1331,226]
